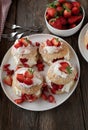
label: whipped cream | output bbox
[15,68,42,88]
[13,39,33,55]
[43,42,62,54]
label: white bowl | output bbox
[45,6,85,37]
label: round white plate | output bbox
[0,34,80,111]
[78,23,88,62]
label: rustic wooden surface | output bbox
[0,0,88,130]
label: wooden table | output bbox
[0,0,88,130]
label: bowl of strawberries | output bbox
[45,0,85,37]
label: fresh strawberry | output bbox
[60,61,69,67]
[72,1,81,8]
[37,63,44,71]
[14,98,24,104]
[24,70,33,79]
[14,41,23,48]
[58,85,64,89]
[7,69,14,75]
[20,58,28,64]
[20,38,28,47]
[52,19,63,29]
[64,9,71,18]
[56,6,64,15]
[17,74,24,83]
[51,38,61,47]
[41,93,48,100]
[63,2,72,10]
[28,95,37,102]
[23,63,29,68]
[51,82,59,91]
[50,88,56,94]
[35,42,40,47]
[69,23,76,29]
[3,75,12,86]
[24,78,33,85]
[59,0,66,4]
[48,95,56,103]
[68,15,83,24]
[46,39,53,46]
[3,64,10,71]
[58,16,67,25]
[72,7,80,15]
[47,7,57,17]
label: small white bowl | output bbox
[44,6,85,37]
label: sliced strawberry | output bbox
[46,39,53,46]
[35,42,40,47]
[58,85,64,89]
[51,82,59,91]
[17,74,24,83]
[50,88,56,94]
[20,58,28,64]
[7,69,14,75]
[3,64,10,71]
[3,75,12,86]
[37,63,44,71]
[14,98,24,104]
[86,44,88,49]
[24,78,33,85]
[24,71,33,79]
[51,38,61,47]
[28,95,37,102]
[47,7,57,17]
[72,7,80,15]
[48,95,56,103]
[14,41,23,48]
[60,61,69,67]
[64,9,71,18]
[41,93,48,100]
[72,1,81,8]
[23,63,29,68]
[68,15,83,24]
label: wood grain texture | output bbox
[0,0,88,130]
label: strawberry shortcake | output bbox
[39,37,70,65]
[12,67,43,101]
[11,37,37,67]
[46,60,77,94]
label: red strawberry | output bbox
[64,9,71,18]
[24,78,33,85]
[51,82,59,91]
[3,75,12,86]
[14,98,24,104]
[28,95,37,102]
[24,71,33,79]
[51,38,61,47]
[48,95,56,103]
[50,88,56,94]
[72,1,81,8]
[37,63,44,71]
[46,39,53,46]
[52,19,63,29]
[74,73,78,81]
[58,17,67,25]
[59,0,66,4]
[17,74,24,83]
[3,64,10,71]
[14,41,23,48]
[58,85,64,89]
[20,38,28,47]
[35,42,40,47]
[56,6,64,15]
[86,44,88,49]
[68,15,83,24]
[23,63,29,68]
[69,24,76,29]
[41,93,48,100]
[20,58,28,64]
[7,69,14,75]
[63,2,72,10]
[72,7,80,15]
[59,61,69,73]
[60,61,69,67]
[47,7,57,17]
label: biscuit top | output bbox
[42,37,62,54]
[50,60,74,78]
[15,67,42,88]
[12,37,36,54]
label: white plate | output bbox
[0,34,80,111]
[78,23,88,62]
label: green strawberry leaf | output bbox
[47,1,59,8]
[66,66,72,74]
[28,68,34,74]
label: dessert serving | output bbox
[1,34,80,110]
[39,37,70,65]
[46,60,77,94]
[11,37,37,67]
